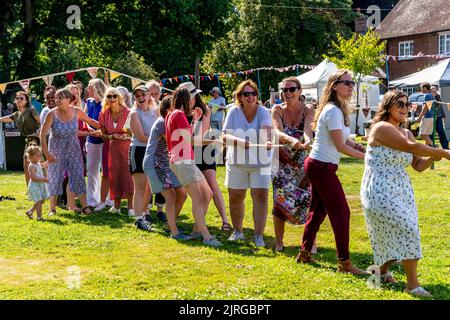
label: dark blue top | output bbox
[409,92,435,118]
[86,98,103,144]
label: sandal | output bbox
[47,209,56,217]
[68,206,82,214]
[81,207,92,215]
[380,272,398,284]
[25,210,34,219]
[405,286,433,298]
[221,222,233,232]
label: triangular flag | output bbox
[426,101,434,109]
[0,83,6,94]
[109,71,121,82]
[131,78,142,90]
[87,67,98,79]
[447,103,450,111]
[66,72,75,83]
[189,75,194,80]
[42,75,54,87]
[19,80,30,93]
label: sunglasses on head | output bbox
[335,80,356,87]
[107,94,118,99]
[395,101,412,110]
[282,87,299,93]
[242,91,257,97]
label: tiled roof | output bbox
[376,0,450,39]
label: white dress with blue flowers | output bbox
[28,163,50,202]
[360,145,422,266]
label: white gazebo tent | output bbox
[390,58,450,134]
[279,59,380,135]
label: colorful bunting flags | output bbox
[66,72,75,83]
[19,80,30,93]
[131,78,142,89]
[42,75,54,87]
[109,71,121,82]
[0,83,6,94]
[87,67,98,79]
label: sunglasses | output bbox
[242,91,257,97]
[15,96,25,101]
[335,80,356,87]
[396,101,412,110]
[282,87,299,93]
[107,94,118,99]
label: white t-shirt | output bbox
[223,105,273,167]
[309,103,350,165]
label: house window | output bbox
[399,41,414,58]
[439,32,450,55]
[402,87,415,96]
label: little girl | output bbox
[25,143,50,221]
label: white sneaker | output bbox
[253,235,265,247]
[105,199,114,207]
[228,230,245,241]
[108,206,121,214]
[128,209,135,216]
[147,203,153,210]
[94,202,107,211]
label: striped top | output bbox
[143,117,169,168]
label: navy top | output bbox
[85,98,103,144]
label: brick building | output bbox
[376,0,450,86]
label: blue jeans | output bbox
[431,117,448,149]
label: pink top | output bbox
[165,110,194,163]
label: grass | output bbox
[0,156,449,300]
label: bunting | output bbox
[0,83,6,94]
[131,78,142,90]
[42,75,54,87]
[19,80,30,93]
[386,53,450,61]
[87,67,98,79]
[109,71,121,82]
[65,72,76,83]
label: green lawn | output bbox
[0,157,449,300]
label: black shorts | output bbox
[129,145,146,174]
[195,145,217,171]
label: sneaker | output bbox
[144,214,153,224]
[108,206,121,214]
[170,233,192,241]
[135,218,155,232]
[147,203,153,210]
[253,235,265,247]
[156,211,168,223]
[47,209,56,217]
[128,209,135,216]
[203,237,223,247]
[94,202,107,211]
[228,230,245,241]
[105,199,114,207]
[190,232,203,240]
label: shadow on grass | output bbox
[55,208,134,229]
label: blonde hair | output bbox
[234,80,260,108]
[65,84,82,109]
[312,69,352,131]
[146,80,161,92]
[102,87,128,112]
[25,142,42,158]
[88,78,107,100]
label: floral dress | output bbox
[360,145,422,266]
[99,108,134,200]
[28,163,50,202]
[272,109,311,225]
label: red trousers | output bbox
[301,157,350,260]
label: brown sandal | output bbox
[25,210,34,219]
[296,250,317,263]
[221,222,233,232]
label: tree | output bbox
[202,0,356,101]
[324,28,386,134]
